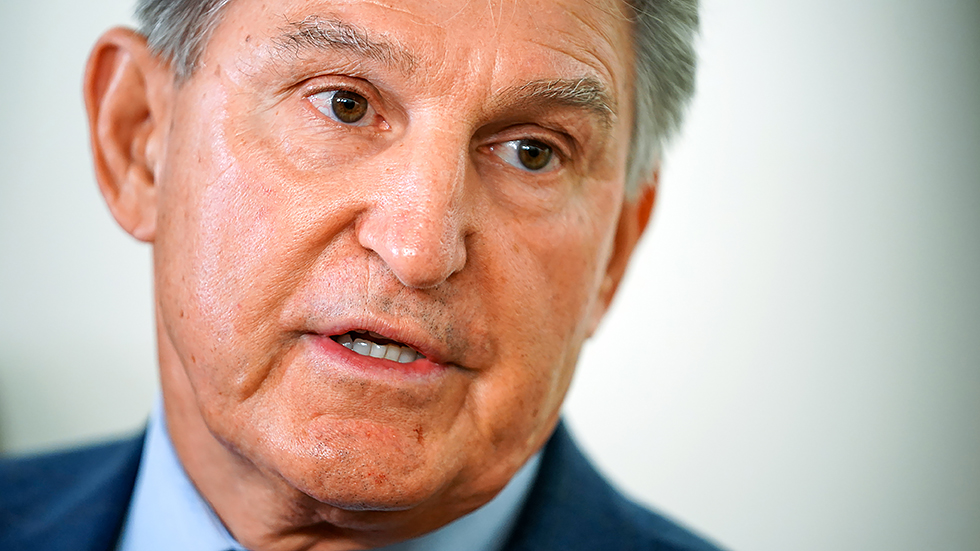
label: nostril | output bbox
[392,241,466,289]
[358,215,467,289]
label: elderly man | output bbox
[0,0,720,549]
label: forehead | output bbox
[201,0,635,116]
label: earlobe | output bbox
[586,174,658,336]
[84,27,169,242]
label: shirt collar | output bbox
[116,398,246,551]
[117,397,541,551]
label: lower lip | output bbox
[307,334,449,379]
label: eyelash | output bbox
[306,85,384,129]
[489,139,564,173]
[303,83,571,173]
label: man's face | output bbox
[145,0,638,536]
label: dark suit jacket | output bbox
[0,423,723,551]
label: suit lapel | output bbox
[503,421,634,551]
[0,433,144,551]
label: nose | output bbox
[357,140,470,289]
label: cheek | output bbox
[512,201,614,339]
[446,202,618,498]
[153,104,293,400]
[470,194,618,436]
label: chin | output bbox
[264,416,463,513]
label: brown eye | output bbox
[330,90,368,123]
[491,139,559,173]
[517,140,553,171]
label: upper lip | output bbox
[307,316,460,368]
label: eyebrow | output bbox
[495,77,617,129]
[271,17,615,128]
[272,15,417,73]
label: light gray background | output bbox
[1,1,978,550]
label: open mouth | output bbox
[331,330,425,364]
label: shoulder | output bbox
[0,434,144,551]
[506,422,726,551]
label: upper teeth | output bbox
[336,333,422,364]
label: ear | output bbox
[586,172,658,336]
[84,27,170,242]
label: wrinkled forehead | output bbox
[198,0,636,116]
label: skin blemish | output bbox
[145,0,639,541]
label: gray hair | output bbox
[134,0,697,196]
[624,0,698,196]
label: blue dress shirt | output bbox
[116,399,541,551]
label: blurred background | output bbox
[1,1,978,550]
